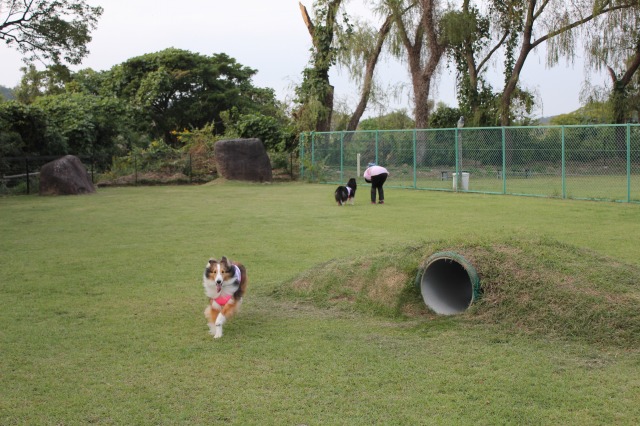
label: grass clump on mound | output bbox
[273,243,431,318]
[275,236,640,348]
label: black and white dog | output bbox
[334,178,357,206]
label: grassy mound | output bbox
[273,237,640,348]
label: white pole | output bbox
[357,153,361,179]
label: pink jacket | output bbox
[363,165,388,181]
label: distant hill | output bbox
[0,85,15,101]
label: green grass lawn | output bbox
[1,183,640,425]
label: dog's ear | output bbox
[206,258,216,273]
[220,256,231,268]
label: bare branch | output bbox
[477,30,509,75]
[299,1,315,38]
[347,14,393,131]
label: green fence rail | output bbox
[0,152,211,195]
[299,124,640,203]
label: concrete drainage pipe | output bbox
[416,252,481,315]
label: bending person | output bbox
[363,163,389,204]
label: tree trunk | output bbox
[346,15,393,132]
[317,85,334,132]
[299,1,342,132]
[391,0,446,129]
[607,46,640,124]
[413,76,431,129]
[500,1,535,127]
[418,0,445,128]
[606,46,640,155]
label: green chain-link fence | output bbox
[300,124,640,203]
[1,149,298,195]
[0,151,212,195]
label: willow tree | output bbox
[384,0,448,129]
[338,13,394,131]
[440,0,526,126]
[297,0,352,132]
[582,1,640,124]
[497,0,636,126]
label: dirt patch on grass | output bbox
[366,267,408,307]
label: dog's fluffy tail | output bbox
[234,263,247,299]
[335,186,347,205]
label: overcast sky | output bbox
[0,0,607,118]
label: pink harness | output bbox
[214,294,233,306]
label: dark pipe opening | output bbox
[418,253,480,315]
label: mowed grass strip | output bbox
[1,183,640,424]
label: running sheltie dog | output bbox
[203,256,247,339]
[334,178,357,206]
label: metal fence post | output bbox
[413,128,417,188]
[340,131,344,183]
[290,151,294,179]
[627,124,631,203]
[311,132,315,182]
[299,133,305,180]
[375,130,379,164]
[454,128,460,191]
[561,126,566,199]
[25,157,30,195]
[501,127,506,194]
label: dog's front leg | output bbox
[214,313,226,338]
[205,304,222,338]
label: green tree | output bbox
[33,92,134,157]
[0,85,14,101]
[385,0,449,129]
[13,64,72,104]
[358,109,415,130]
[583,1,640,124]
[0,0,103,65]
[0,101,65,155]
[496,0,634,126]
[64,68,109,96]
[429,104,462,128]
[338,12,394,131]
[235,112,296,152]
[104,48,275,144]
[440,1,508,126]
[628,67,640,119]
[297,0,352,132]
[549,102,611,125]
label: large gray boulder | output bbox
[39,155,95,195]
[214,138,272,182]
